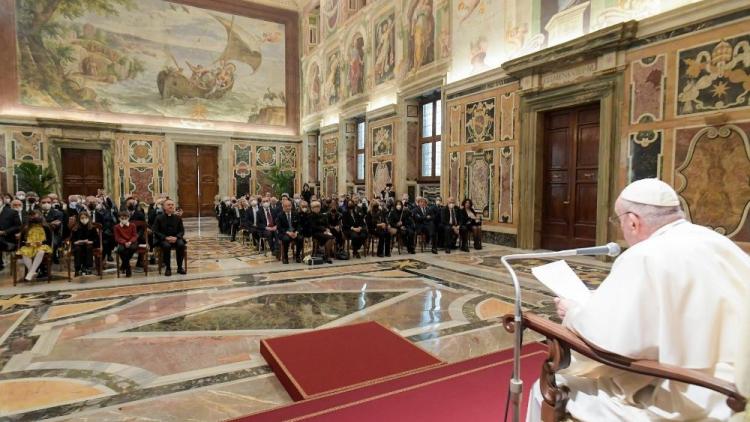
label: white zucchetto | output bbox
[619,178,680,207]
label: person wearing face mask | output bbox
[25,192,39,213]
[430,197,444,250]
[152,199,186,276]
[277,199,303,264]
[302,183,313,203]
[343,200,368,258]
[229,198,243,242]
[309,201,335,263]
[125,198,146,222]
[388,200,416,254]
[39,196,64,265]
[218,196,232,235]
[64,195,81,238]
[15,191,26,204]
[0,199,22,271]
[18,210,53,281]
[71,211,99,276]
[261,200,278,253]
[298,200,312,241]
[459,198,482,251]
[242,199,265,250]
[440,197,463,254]
[367,201,390,257]
[2,193,13,206]
[147,198,165,265]
[327,204,344,253]
[89,196,115,262]
[413,197,438,254]
[114,211,138,277]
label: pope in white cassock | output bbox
[527,178,750,421]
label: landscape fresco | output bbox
[15,0,287,125]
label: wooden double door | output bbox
[177,145,219,218]
[541,103,600,250]
[61,149,103,199]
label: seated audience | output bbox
[0,198,22,271]
[277,199,303,264]
[367,201,390,257]
[71,211,99,276]
[412,197,437,254]
[343,199,368,258]
[152,199,186,276]
[388,200,415,254]
[459,198,482,251]
[18,210,52,281]
[440,197,462,254]
[115,211,138,277]
[309,201,335,263]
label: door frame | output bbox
[167,134,230,213]
[48,138,114,199]
[517,74,623,250]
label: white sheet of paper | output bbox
[531,260,592,305]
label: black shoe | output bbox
[445,249,451,254]
[377,253,384,257]
[431,249,438,254]
[149,256,156,265]
[164,268,172,276]
[125,267,132,277]
[177,267,186,275]
[408,249,416,254]
[461,247,470,252]
[107,255,114,262]
[82,268,92,275]
[282,258,289,264]
[295,256,302,263]
[353,252,361,259]
[325,259,333,264]
[75,270,81,277]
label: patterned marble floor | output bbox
[0,220,612,421]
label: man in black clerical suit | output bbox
[277,199,303,264]
[152,199,186,276]
[0,199,22,271]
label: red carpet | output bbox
[260,321,444,400]
[234,342,547,422]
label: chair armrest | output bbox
[505,312,746,413]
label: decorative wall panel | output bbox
[322,135,339,165]
[372,161,393,197]
[0,134,6,193]
[677,35,750,116]
[674,124,750,241]
[256,146,278,167]
[372,124,393,156]
[630,55,665,124]
[448,151,460,200]
[231,141,299,196]
[465,98,495,143]
[464,149,494,219]
[449,104,462,146]
[233,145,252,197]
[323,166,338,197]
[114,133,166,203]
[628,130,663,182]
[499,93,515,141]
[498,146,513,223]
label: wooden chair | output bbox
[416,232,427,253]
[390,231,402,255]
[502,312,747,421]
[66,224,104,281]
[156,239,188,275]
[13,234,52,286]
[116,221,149,278]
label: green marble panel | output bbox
[130,292,404,332]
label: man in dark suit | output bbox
[261,199,278,253]
[277,199,303,264]
[380,183,396,201]
[440,197,462,254]
[242,199,267,250]
[39,196,64,264]
[413,196,437,254]
[152,199,186,276]
[0,199,22,271]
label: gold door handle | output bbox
[563,200,570,205]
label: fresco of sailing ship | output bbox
[15,0,288,126]
[158,15,259,101]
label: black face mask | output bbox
[88,203,96,210]
[127,204,135,211]
[28,198,36,204]
[30,216,43,224]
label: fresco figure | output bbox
[349,35,365,96]
[374,15,395,84]
[409,0,435,70]
[325,51,342,105]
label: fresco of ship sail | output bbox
[14,0,287,126]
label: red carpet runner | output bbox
[237,342,547,421]
[260,321,444,400]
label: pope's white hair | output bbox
[619,198,685,229]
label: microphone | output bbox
[501,242,620,422]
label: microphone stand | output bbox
[500,249,580,422]
[500,243,620,422]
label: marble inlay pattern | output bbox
[0,218,615,421]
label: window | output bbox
[308,15,319,46]
[356,121,366,183]
[419,98,441,179]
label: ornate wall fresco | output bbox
[676,35,750,116]
[628,130,663,182]
[405,0,436,73]
[465,99,496,143]
[373,12,397,85]
[115,133,167,203]
[307,62,323,114]
[674,124,750,242]
[372,161,393,197]
[464,149,494,219]
[372,124,394,156]
[12,0,294,127]
[498,146,513,223]
[348,33,366,97]
[630,55,666,124]
[326,49,344,105]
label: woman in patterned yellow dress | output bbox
[18,210,53,281]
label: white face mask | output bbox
[16,195,25,201]
[251,201,257,207]
[41,203,51,211]
[262,203,269,209]
[80,218,90,224]
[13,207,22,212]
[69,201,77,208]
[448,203,455,209]
[120,219,129,224]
